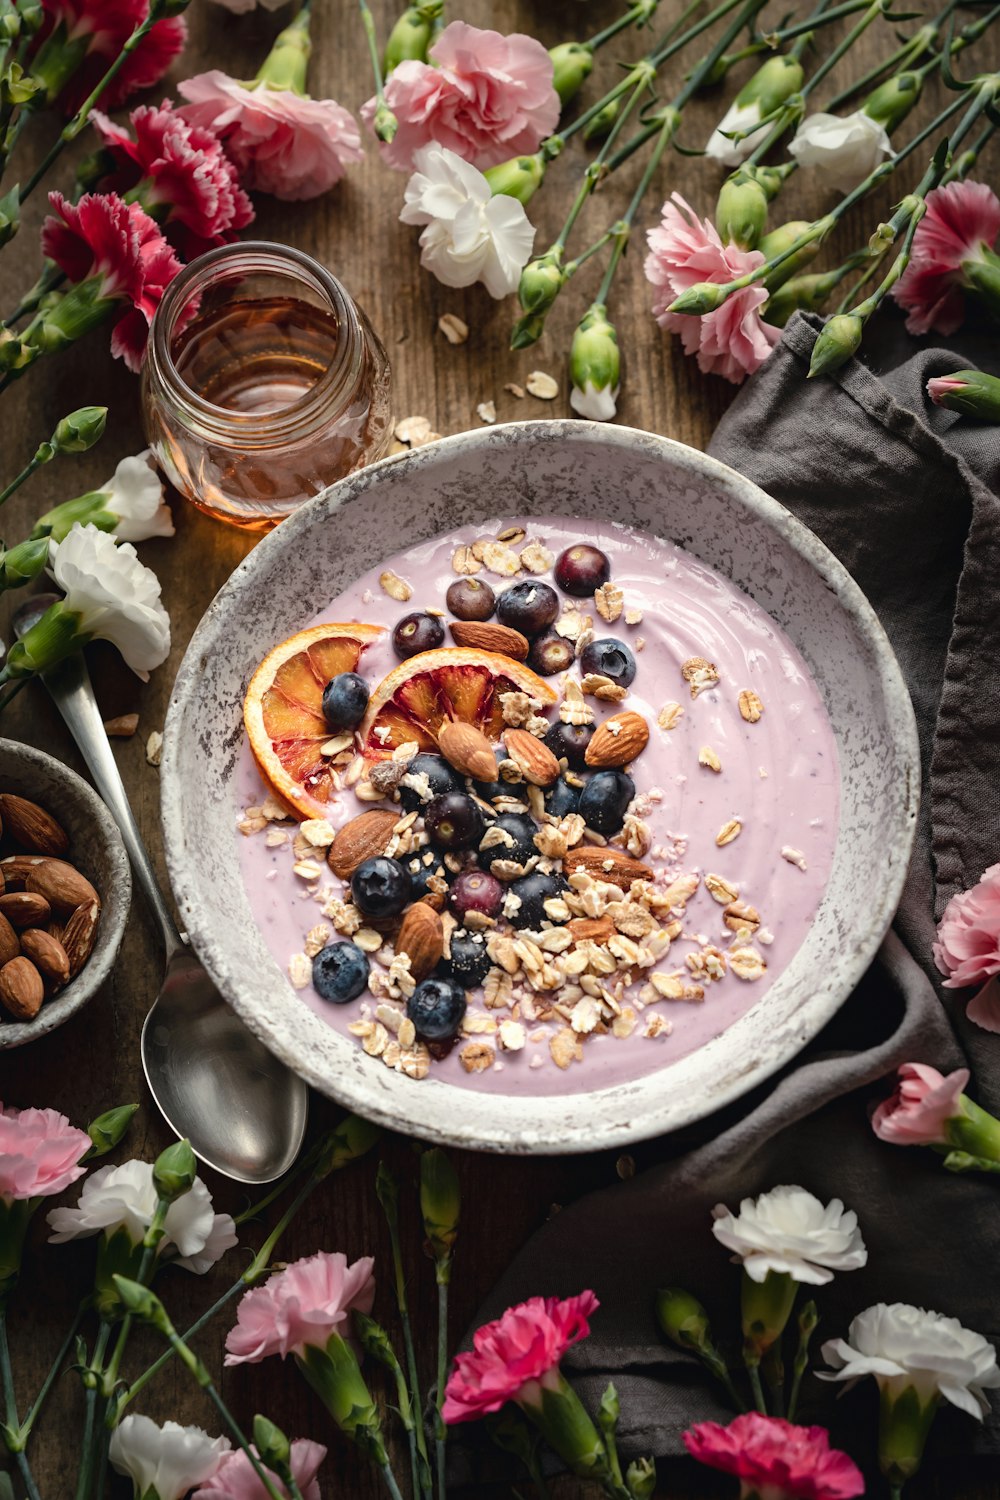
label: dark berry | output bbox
[496,580,559,638]
[446,577,496,621]
[544,721,595,771]
[424,791,484,851]
[508,872,570,929]
[480,811,539,876]
[545,776,581,818]
[579,637,636,689]
[312,941,369,1004]
[398,753,463,812]
[579,770,634,836]
[407,976,467,1041]
[392,611,445,660]
[527,632,575,677]
[473,750,530,805]
[449,869,503,922]
[401,847,449,902]
[554,544,611,597]
[321,672,369,731]
[440,931,492,987]
[351,856,412,919]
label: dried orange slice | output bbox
[244,622,384,818]
[360,647,557,758]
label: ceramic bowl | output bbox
[161,421,918,1153]
[0,738,131,1047]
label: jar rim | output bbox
[149,241,363,441]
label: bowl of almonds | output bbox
[0,739,130,1047]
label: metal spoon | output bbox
[13,596,309,1184]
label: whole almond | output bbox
[327,810,399,880]
[0,854,47,888]
[568,916,615,944]
[0,956,44,1020]
[0,912,18,965]
[504,728,560,787]
[0,795,69,856]
[585,710,650,769]
[563,846,654,885]
[394,902,444,982]
[449,620,529,662]
[26,860,99,912]
[0,891,51,928]
[437,721,497,782]
[61,899,101,978]
[20,929,70,989]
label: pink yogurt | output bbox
[237,516,839,1097]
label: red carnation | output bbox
[35,0,186,115]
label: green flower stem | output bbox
[359,0,397,142]
[743,1348,768,1415]
[585,0,661,53]
[380,1464,407,1500]
[376,1167,430,1483]
[786,1302,818,1423]
[74,1319,111,1500]
[17,1300,85,1442]
[356,1315,420,1500]
[0,1307,43,1500]
[172,1345,286,1500]
[115,1280,245,1417]
[826,0,963,111]
[762,1344,785,1418]
[833,238,892,312]
[0,451,42,506]
[100,1198,170,1398]
[754,0,873,43]
[435,1266,450,1500]
[943,118,998,183]
[554,63,658,253]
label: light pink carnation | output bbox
[192,1438,326,1499]
[224,1251,375,1365]
[442,1290,598,1424]
[0,1102,90,1202]
[178,71,363,201]
[645,192,780,384]
[893,180,1000,335]
[363,20,559,172]
[872,1062,969,1146]
[684,1413,865,1499]
[934,860,1000,1018]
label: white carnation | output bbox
[570,379,619,422]
[49,523,170,680]
[788,109,894,193]
[712,1184,867,1285]
[705,99,771,167]
[820,1302,1000,1420]
[110,1415,230,1500]
[400,145,536,299]
[98,451,174,543]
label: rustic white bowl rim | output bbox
[161,421,918,1153]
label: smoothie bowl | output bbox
[161,422,918,1152]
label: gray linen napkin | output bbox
[457,312,1000,1475]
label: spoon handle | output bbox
[42,652,184,962]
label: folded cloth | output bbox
[456,312,1000,1474]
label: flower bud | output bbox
[484,152,546,205]
[626,1457,657,1499]
[0,537,49,592]
[759,221,822,290]
[85,1103,139,1158]
[252,1414,291,1470]
[863,70,922,132]
[373,101,399,145]
[50,405,107,456]
[518,1369,607,1477]
[297,1332,384,1456]
[715,173,768,250]
[0,5,20,42]
[0,327,37,373]
[549,42,593,107]
[518,249,566,315]
[741,1269,797,1355]
[112,1275,172,1332]
[420,1147,460,1264]
[597,1381,619,1435]
[31,491,117,544]
[152,1138,197,1203]
[510,310,547,350]
[583,97,621,142]
[927,369,1000,421]
[16,0,42,36]
[312,1112,381,1179]
[655,1288,713,1352]
[737,54,804,115]
[569,302,620,422]
[668,281,731,316]
[0,184,18,250]
[808,313,863,378]
[383,2,441,73]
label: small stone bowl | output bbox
[0,738,131,1047]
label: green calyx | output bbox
[741,1269,797,1355]
[550,42,594,106]
[518,248,566,316]
[152,1139,197,1204]
[32,490,117,544]
[85,1104,139,1159]
[808,312,863,379]
[863,70,922,132]
[716,172,768,250]
[735,53,804,114]
[3,599,86,678]
[420,1147,460,1266]
[297,1334,385,1461]
[669,280,731,316]
[928,368,1000,421]
[569,302,620,398]
[878,1380,940,1483]
[759,221,822,291]
[764,271,832,327]
[0,536,49,592]
[256,6,312,95]
[962,248,1000,321]
[484,152,546,205]
[518,1371,608,1478]
[655,1287,714,1353]
[23,279,118,358]
[383,2,442,73]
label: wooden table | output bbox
[0,2,996,1495]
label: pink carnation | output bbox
[645,192,780,384]
[442,1290,598,1424]
[684,1414,865,1500]
[192,1438,326,1500]
[0,1101,90,1202]
[37,0,186,115]
[872,1062,969,1146]
[42,191,183,372]
[224,1251,375,1366]
[363,20,559,172]
[90,102,254,258]
[893,180,1000,335]
[934,863,1000,988]
[177,71,363,201]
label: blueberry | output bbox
[424,791,484,851]
[407,976,468,1041]
[401,847,449,902]
[473,749,529,805]
[392,611,445,660]
[312,941,369,1004]
[398,753,463,813]
[554,544,611,597]
[508,872,570,929]
[496,580,559,638]
[440,930,492,987]
[579,770,634,836]
[480,811,539,877]
[321,672,369,731]
[545,775,581,818]
[579,638,637,689]
[447,577,496,621]
[449,869,503,922]
[351,856,412,919]
[544,721,595,771]
[527,632,575,676]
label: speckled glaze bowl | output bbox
[0,738,131,1048]
[161,422,918,1153]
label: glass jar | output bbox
[141,242,393,530]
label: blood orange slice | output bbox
[244,622,384,818]
[359,647,557,758]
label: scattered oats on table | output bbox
[476,400,497,425]
[394,415,431,445]
[145,730,163,767]
[438,313,468,345]
[526,370,558,400]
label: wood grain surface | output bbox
[0,2,996,1495]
